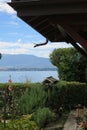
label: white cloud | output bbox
[0,0,16,14]
[0,41,72,58]
[17,39,22,43]
[7,21,19,25]
[37,42,72,49]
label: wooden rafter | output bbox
[57,24,87,58]
[58,24,87,50]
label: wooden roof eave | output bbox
[8,0,87,55]
[8,1,87,16]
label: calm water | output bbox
[0,71,58,83]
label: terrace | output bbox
[8,0,87,58]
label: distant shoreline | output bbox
[0,68,57,71]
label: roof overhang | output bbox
[8,0,87,57]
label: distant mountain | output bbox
[0,54,56,70]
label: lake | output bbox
[0,70,59,83]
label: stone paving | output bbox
[63,108,87,130]
[63,110,77,130]
[44,108,87,130]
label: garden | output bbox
[0,47,87,130]
[0,81,87,130]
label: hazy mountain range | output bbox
[0,54,56,71]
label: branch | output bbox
[34,39,48,47]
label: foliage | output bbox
[18,84,47,115]
[32,107,56,128]
[0,83,47,116]
[0,81,87,129]
[5,114,39,130]
[0,81,87,115]
[50,48,87,82]
[47,81,87,111]
[46,83,64,113]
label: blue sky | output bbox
[0,0,72,58]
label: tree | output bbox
[50,48,87,82]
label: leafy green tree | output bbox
[50,48,87,82]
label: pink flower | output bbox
[8,85,12,91]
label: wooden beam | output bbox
[9,1,87,16]
[50,14,87,25]
[71,42,87,59]
[10,0,87,5]
[57,24,87,58]
[58,24,87,50]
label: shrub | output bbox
[18,85,47,115]
[32,107,56,128]
[6,114,39,130]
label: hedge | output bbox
[47,81,87,111]
[0,81,87,113]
